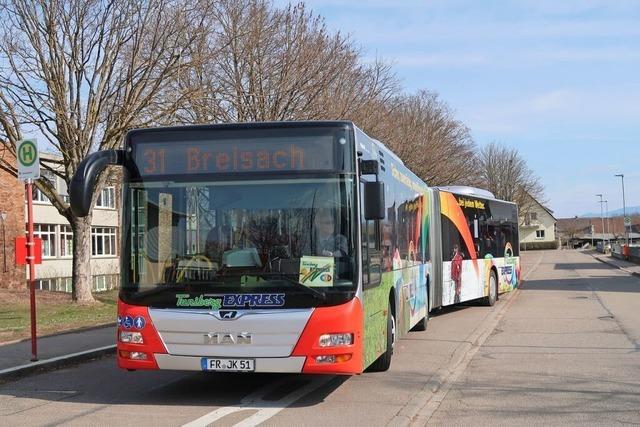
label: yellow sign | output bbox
[391,165,425,193]
[458,197,485,210]
[299,256,334,287]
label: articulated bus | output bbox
[70,121,520,375]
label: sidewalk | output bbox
[0,324,115,381]
[589,250,640,277]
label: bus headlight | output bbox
[318,333,353,347]
[119,350,148,360]
[315,354,352,364]
[119,331,144,344]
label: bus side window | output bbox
[361,221,369,286]
[368,220,382,285]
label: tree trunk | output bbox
[71,215,95,303]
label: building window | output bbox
[59,179,70,203]
[60,225,74,257]
[536,229,545,239]
[36,277,73,293]
[92,227,117,256]
[92,274,119,292]
[96,187,116,209]
[32,224,57,257]
[35,278,54,291]
[32,170,57,203]
[524,212,538,225]
[36,276,117,293]
[59,277,73,292]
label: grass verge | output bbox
[0,289,117,344]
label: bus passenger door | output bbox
[429,189,444,309]
[360,179,386,367]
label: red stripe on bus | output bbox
[117,299,167,370]
[292,297,364,375]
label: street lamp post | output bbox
[596,194,605,252]
[614,174,628,246]
[604,200,610,246]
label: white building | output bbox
[519,195,557,249]
[29,160,120,292]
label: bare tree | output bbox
[374,90,479,186]
[478,142,545,222]
[171,0,398,125]
[0,0,208,303]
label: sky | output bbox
[275,0,640,218]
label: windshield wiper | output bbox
[257,273,327,301]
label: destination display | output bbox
[134,136,336,176]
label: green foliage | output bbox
[520,241,559,251]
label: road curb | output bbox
[0,323,116,348]
[592,254,640,278]
[0,345,116,383]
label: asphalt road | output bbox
[1,250,639,426]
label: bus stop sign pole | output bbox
[26,180,38,361]
[17,138,40,362]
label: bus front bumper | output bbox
[154,354,306,373]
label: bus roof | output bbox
[437,186,517,206]
[126,121,355,138]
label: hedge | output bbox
[520,241,559,251]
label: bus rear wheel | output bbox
[367,302,395,372]
[482,270,498,306]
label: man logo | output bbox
[219,310,238,319]
[204,332,252,345]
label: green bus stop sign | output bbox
[17,139,40,180]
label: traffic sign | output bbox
[624,216,632,226]
[16,138,40,180]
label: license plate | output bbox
[201,358,255,372]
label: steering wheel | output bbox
[176,254,214,282]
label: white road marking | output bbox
[233,376,333,427]
[182,376,334,427]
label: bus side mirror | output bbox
[70,150,125,217]
[364,181,385,220]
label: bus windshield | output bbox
[123,176,357,308]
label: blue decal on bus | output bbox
[133,316,146,330]
[122,316,134,330]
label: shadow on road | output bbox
[554,262,613,270]
[0,364,348,410]
[522,275,640,293]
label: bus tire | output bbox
[367,301,395,372]
[411,314,427,331]
[482,270,498,306]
